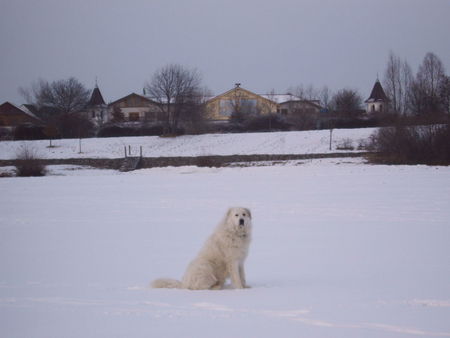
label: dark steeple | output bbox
[366,80,388,102]
[89,86,106,106]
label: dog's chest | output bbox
[228,234,249,256]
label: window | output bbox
[240,99,257,114]
[219,100,233,117]
[128,112,140,121]
[219,98,257,117]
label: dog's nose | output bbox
[239,218,245,226]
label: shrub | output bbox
[336,138,355,150]
[140,124,165,136]
[370,124,450,165]
[220,122,246,133]
[97,123,166,137]
[15,145,46,176]
[195,156,225,168]
[244,114,291,132]
[58,114,95,138]
[0,127,13,140]
[14,125,47,140]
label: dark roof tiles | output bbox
[366,80,388,102]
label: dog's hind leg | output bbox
[183,263,221,290]
[210,280,224,290]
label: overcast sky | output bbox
[1,0,449,105]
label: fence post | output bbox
[124,146,127,158]
[329,129,333,151]
[128,145,131,156]
[140,146,143,158]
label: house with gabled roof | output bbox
[0,101,42,127]
[270,96,322,116]
[0,101,43,139]
[108,92,162,122]
[205,84,323,123]
[205,84,278,121]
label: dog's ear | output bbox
[245,208,252,219]
[226,208,234,219]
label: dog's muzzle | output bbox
[239,218,245,226]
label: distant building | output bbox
[0,101,43,139]
[205,84,324,125]
[85,85,109,125]
[365,79,389,114]
[108,93,162,123]
[272,97,322,116]
[0,101,42,127]
[205,84,278,121]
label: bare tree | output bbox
[289,84,320,101]
[439,75,450,115]
[19,77,90,114]
[383,52,414,115]
[410,52,446,115]
[19,77,93,138]
[400,59,414,114]
[417,52,445,99]
[319,85,332,110]
[145,64,202,134]
[383,51,401,114]
[178,86,212,134]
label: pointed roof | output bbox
[89,86,105,106]
[365,80,388,103]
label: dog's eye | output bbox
[243,214,246,216]
[235,214,238,217]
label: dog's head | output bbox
[225,207,252,234]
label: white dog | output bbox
[151,207,252,290]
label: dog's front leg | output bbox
[239,263,247,288]
[229,262,244,289]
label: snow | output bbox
[260,94,302,103]
[0,128,375,160]
[1,160,449,337]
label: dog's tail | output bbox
[151,278,182,289]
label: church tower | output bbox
[365,79,388,114]
[87,81,109,124]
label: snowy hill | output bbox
[0,128,376,160]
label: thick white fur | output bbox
[151,207,252,290]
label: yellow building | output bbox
[205,84,278,121]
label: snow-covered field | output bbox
[0,128,375,160]
[1,159,449,338]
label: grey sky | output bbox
[1,0,449,105]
